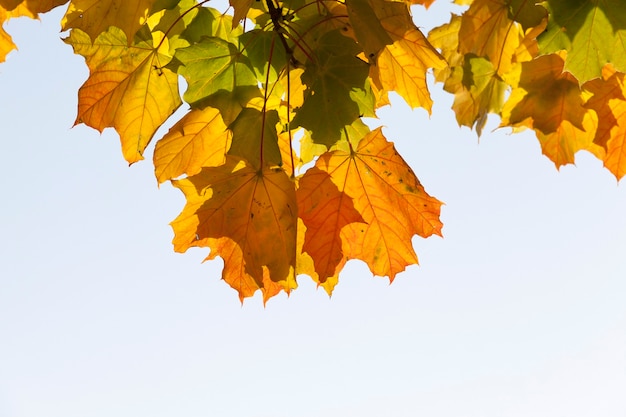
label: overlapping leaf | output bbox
[458,0,525,75]
[171,157,298,301]
[61,0,157,42]
[9,0,626,303]
[501,52,604,166]
[64,27,181,163]
[349,0,446,111]
[154,107,231,183]
[538,0,626,84]
[585,67,626,179]
[298,128,443,290]
[292,29,374,147]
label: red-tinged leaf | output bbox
[171,157,298,301]
[154,107,232,184]
[303,128,443,283]
[297,166,366,284]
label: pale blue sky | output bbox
[1,2,625,417]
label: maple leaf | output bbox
[585,67,626,179]
[180,5,240,44]
[0,0,67,62]
[428,15,507,134]
[228,0,253,27]
[292,29,374,147]
[297,166,366,285]
[298,127,443,284]
[457,0,526,76]
[501,52,604,167]
[538,0,626,84]
[227,108,283,169]
[154,106,232,184]
[171,157,298,301]
[174,36,258,109]
[65,27,181,164]
[61,0,157,43]
[8,0,626,304]
[350,0,446,112]
[0,8,17,63]
[453,55,507,135]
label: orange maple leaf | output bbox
[299,128,443,288]
[297,166,366,285]
[585,67,626,179]
[171,157,298,301]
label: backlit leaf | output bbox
[368,0,446,111]
[585,68,626,179]
[229,0,253,26]
[154,107,232,184]
[175,36,257,107]
[62,0,157,42]
[302,128,443,281]
[538,0,626,84]
[228,108,282,169]
[0,0,67,62]
[171,157,298,301]
[297,166,366,284]
[458,0,523,75]
[292,29,374,147]
[65,27,181,163]
[501,52,603,166]
[452,55,507,135]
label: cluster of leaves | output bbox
[1,0,625,302]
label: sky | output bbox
[1,2,625,417]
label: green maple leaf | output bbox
[174,36,257,107]
[538,0,626,83]
[292,30,375,148]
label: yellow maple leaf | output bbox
[369,0,447,111]
[62,0,156,42]
[0,0,67,62]
[154,107,231,184]
[501,52,604,167]
[458,0,523,75]
[299,127,443,284]
[171,157,298,301]
[228,0,253,27]
[64,27,181,164]
[0,10,14,63]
